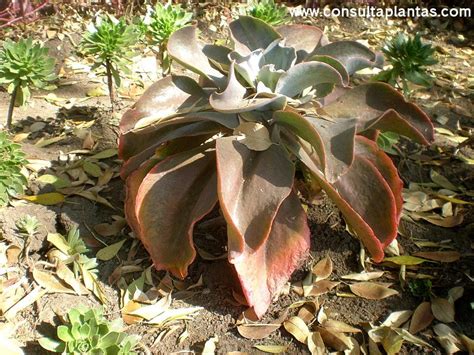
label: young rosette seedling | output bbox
[0,132,28,207]
[38,306,140,354]
[80,14,139,112]
[119,17,434,317]
[0,38,56,129]
[242,0,288,26]
[375,33,437,95]
[142,1,192,75]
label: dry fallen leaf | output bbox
[237,323,281,340]
[409,302,434,334]
[312,255,333,281]
[283,316,310,343]
[381,310,413,328]
[349,282,399,300]
[448,286,464,303]
[433,323,464,353]
[431,297,455,323]
[307,331,325,355]
[202,335,218,354]
[308,280,340,296]
[384,255,427,265]
[253,344,289,354]
[341,271,384,281]
[321,319,361,334]
[413,251,461,263]
[317,326,352,351]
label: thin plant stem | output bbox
[6,85,19,130]
[105,59,115,113]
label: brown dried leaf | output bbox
[254,344,289,353]
[283,316,310,343]
[431,298,455,323]
[349,282,399,300]
[308,280,340,297]
[297,300,319,324]
[307,331,325,355]
[433,324,464,353]
[317,326,352,351]
[237,323,281,340]
[381,310,413,328]
[413,251,461,263]
[32,268,76,294]
[312,255,333,281]
[321,319,361,333]
[409,302,434,334]
[448,286,464,303]
[341,271,384,281]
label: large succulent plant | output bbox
[119,16,434,317]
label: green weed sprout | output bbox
[38,306,140,354]
[375,33,437,95]
[0,132,28,207]
[0,38,56,129]
[80,14,139,112]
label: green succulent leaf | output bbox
[229,16,281,55]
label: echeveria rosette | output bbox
[119,16,434,317]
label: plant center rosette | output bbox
[118,16,434,318]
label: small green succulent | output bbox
[142,1,192,74]
[375,33,437,95]
[0,38,56,129]
[16,214,40,237]
[0,132,28,207]
[80,14,139,111]
[243,0,288,26]
[38,306,140,354]
[408,279,432,299]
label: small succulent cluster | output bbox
[0,132,28,207]
[142,2,192,74]
[243,0,288,26]
[80,14,139,110]
[376,33,437,94]
[38,306,139,354]
[0,38,56,128]
[143,2,192,46]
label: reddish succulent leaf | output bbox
[135,148,218,278]
[167,26,226,88]
[333,156,398,248]
[124,157,160,235]
[322,83,434,144]
[120,134,215,180]
[216,137,294,257]
[276,24,328,62]
[119,75,208,134]
[311,41,381,75]
[232,192,310,317]
[120,121,223,163]
[229,16,281,55]
[355,136,403,218]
